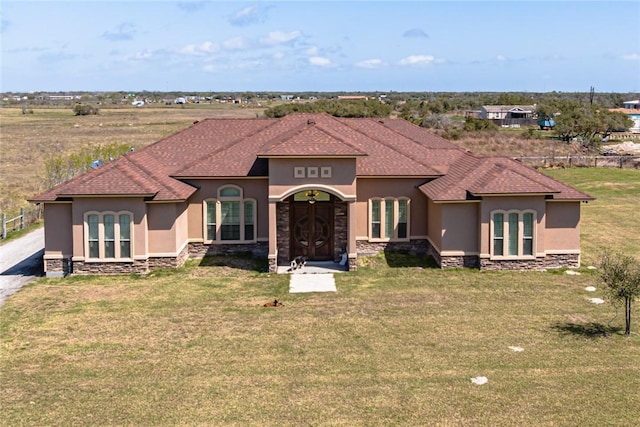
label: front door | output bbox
[290,198,334,261]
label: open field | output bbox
[0,105,264,215]
[1,168,639,426]
[1,105,577,218]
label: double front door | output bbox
[290,199,334,261]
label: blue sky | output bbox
[1,1,639,93]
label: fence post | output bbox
[620,157,623,169]
[20,208,25,230]
[1,213,5,239]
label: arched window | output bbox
[368,198,410,241]
[204,185,256,243]
[84,211,133,259]
[491,210,536,258]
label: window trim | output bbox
[368,197,411,242]
[203,185,257,244]
[83,211,134,260]
[490,209,536,259]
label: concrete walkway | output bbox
[278,261,345,293]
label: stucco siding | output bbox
[479,196,546,255]
[268,158,357,201]
[147,203,179,254]
[545,201,581,252]
[71,197,148,259]
[427,199,442,250]
[441,203,479,253]
[43,203,73,256]
[185,179,269,241]
[356,178,429,238]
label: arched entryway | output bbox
[290,190,334,261]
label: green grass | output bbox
[1,168,639,425]
[543,168,640,264]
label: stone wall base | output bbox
[479,253,580,271]
[45,258,72,278]
[189,241,268,259]
[356,239,431,257]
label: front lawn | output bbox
[1,167,639,425]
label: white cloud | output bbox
[273,51,285,60]
[621,53,640,61]
[496,54,507,62]
[229,5,268,26]
[222,37,247,51]
[309,56,332,67]
[399,55,439,66]
[133,49,153,60]
[261,30,302,46]
[306,46,319,56]
[178,41,219,56]
[355,58,385,69]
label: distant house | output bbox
[31,113,593,277]
[337,95,369,100]
[480,105,537,127]
[610,100,640,133]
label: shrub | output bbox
[72,103,100,116]
[463,118,498,132]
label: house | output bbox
[479,105,537,127]
[610,100,640,133]
[31,113,593,277]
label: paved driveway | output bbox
[0,228,44,306]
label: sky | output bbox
[1,0,639,93]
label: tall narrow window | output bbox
[119,214,131,258]
[523,212,534,256]
[493,213,504,256]
[371,200,381,239]
[206,202,216,241]
[104,214,115,258]
[244,201,254,241]
[384,200,394,239]
[85,212,132,260]
[398,200,408,239]
[508,213,519,256]
[220,201,240,240]
[88,214,99,258]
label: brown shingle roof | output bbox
[31,113,592,202]
[419,155,594,201]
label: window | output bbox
[491,210,536,258]
[204,185,256,243]
[84,212,133,260]
[369,198,410,241]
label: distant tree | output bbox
[463,117,498,132]
[599,249,640,335]
[264,99,391,118]
[72,103,100,116]
[535,100,631,148]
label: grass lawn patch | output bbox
[1,256,639,425]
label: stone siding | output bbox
[276,201,290,265]
[334,201,348,260]
[480,253,580,271]
[356,239,431,257]
[439,255,480,269]
[45,258,72,277]
[189,241,268,258]
[72,259,149,275]
[148,244,190,270]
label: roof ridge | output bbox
[335,117,442,175]
[171,118,279,176]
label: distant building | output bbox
[610,100,640,133]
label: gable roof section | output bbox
[482,105,535,113]
[419,155,593,201]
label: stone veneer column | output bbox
[268,201,278,273]
[347,200,357,271]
